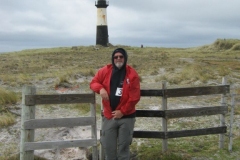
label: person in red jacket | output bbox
[90,48,140,160]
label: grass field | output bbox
[0,38,240,159]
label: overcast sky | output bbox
[1,0,240,52]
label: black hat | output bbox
[111,48,128,67]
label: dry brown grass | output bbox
[0,88,18,106]
[0,39,240,159]
[0,40,240,88]
[0,113,15,127]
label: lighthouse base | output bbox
[96,25,109,46]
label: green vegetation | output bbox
[131,139,190,160]
[1,40,240,87]
[0,88,18,106]
[131,135,239,160]
[0,113,15,127]
[213,39,240,51]
[0,39,240,159]
[60,103,101,115]
[0,87,18,127]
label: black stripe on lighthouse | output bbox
[95,0,109,46]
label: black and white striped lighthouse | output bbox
[95,0,109,46]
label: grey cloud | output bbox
[1,0,240,52]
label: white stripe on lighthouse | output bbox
[97,8,108,25]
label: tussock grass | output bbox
[0,88,17,128]
[213,39,240,51]
[178,64,214,83]
[0,113,15,127]
[0,88,17,106]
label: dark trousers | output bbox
[101,117,135,160]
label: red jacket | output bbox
[90,64,140,119]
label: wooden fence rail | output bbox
[140,85,229,97]
[131,78,230,153]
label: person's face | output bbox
[113,52,124,69]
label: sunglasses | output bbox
[113,55,124,59]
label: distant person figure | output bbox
[141,44,143,48]
[90,48,141,160]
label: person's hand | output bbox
[100,88,109,100]
[112,110,123,119]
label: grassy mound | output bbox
[213,39,240,50]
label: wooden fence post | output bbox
[100,99,104,160]
[91,92,98,160]
[219,77,226,148]
[20,85,36,160]
[162,81,168,152]
[228,89,235,152]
